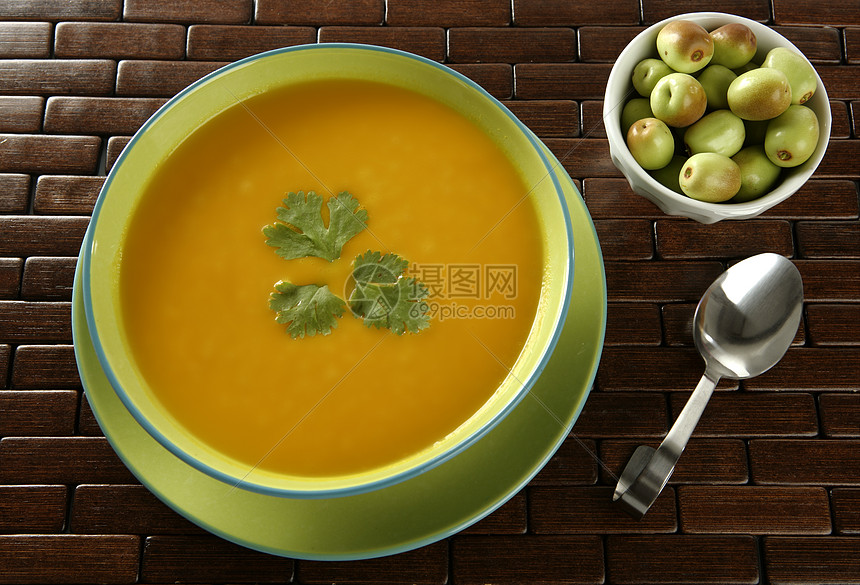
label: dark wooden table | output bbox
[1,1,859,583]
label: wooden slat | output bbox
[0,1,121,21]
[512,0,639,26]
[0,437,137,484]
[0,216,89,257]
[0,485,67,533]
[582,178,667,219]
[797,221,860,258]
[819,394,860,437]
[0,134,101,175]
[656,219,794,259]
[678,486,831,534]
[319,27,446,62]
[817,138,860,177]
[448,27,576,63]
[746,348,860,391]
[0,258,23,299]
[10,344,80,389]
[605,303,662,346]
[44,96,166,135]
[515,63,612,100]
[298,542,446,584]
[544,138,621,177]
[0,301,72,341]
[578,26,644,63]
[386,0,510,26]
[529,486,677,534]
[773,0,860,25]
[606,535,759,584]
[55,22,187,60]
[141,535,294,582]
[642,0,770,24]
[0,173,30,213]
[830,100,853,139]
[750,439,860,485]
[668,392,818,437]
[451,535,604,585]
[832,489,860,534]
[604,261,724,303]
[0,59,115,96]
[116,60,228,97]
[580,100,607,137]
[598,346,739,391]
[753,179,860,220]
[764,536,860,584]
[571,392,667,438]
[0,96,44,132]
[0,344,9,388]
[123,0,252,24]
[20,257,76,300]
[806,304,860,345]
[255,0,384,26]
[0,390,77,436]
[816,67,860,101]
[502,100,579,138]
[33,175,104,215]
[594,219,654,261]
[846,27,860,64]
[187,25,315,61]
[0,535,139,584]
[792,260,860,301]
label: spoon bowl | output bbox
[695,254,804,380]
[614,253,803,518]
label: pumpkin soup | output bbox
[120,79,545,478]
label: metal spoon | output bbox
[613,253,803,518]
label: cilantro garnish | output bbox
[264,192,430,338]
[263,190,368,261]
[269,281,346,339]
[350,250,408,285]
[349,251,431,335]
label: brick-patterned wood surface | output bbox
[0,2,858,583]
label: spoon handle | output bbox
[614,371,719,518]
[663,370,719,456]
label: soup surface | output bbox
[121,78,544,478]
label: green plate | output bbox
[72,154,606,560]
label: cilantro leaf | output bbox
[384,278,430,335]
[351,250,409,286]
[269,281,346,339]
[263,191,368,262]
[348,252,430,335]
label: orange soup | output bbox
[120,79,544,477]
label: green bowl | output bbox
[82,44,575,499]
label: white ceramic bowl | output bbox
[604,12,831,223]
